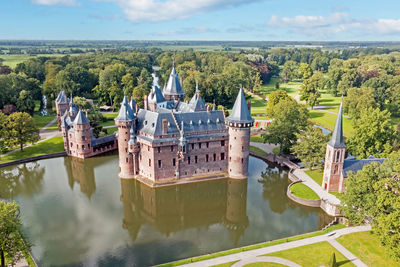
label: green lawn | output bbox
[105,127,118,135]
[244,263,285,267]
[33,113,57,130]
[0,137,64,163]
[250,135,264,143]
[99,119,116,127]
[102,113,118,119]
[0,53,81,68]
[266,241,354,267]
[309,109,354,137]
[159,224,346,267]
[337,231,399,267]
[289,182,320,200]
[250,145,267,155]
[305,169,323,186]
[257,78,302,98]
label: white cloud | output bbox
[31,0,80,6]
[154,26,218,36]
[267,13,400,37]
[106,0,263,22]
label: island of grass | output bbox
[289,182,320,200]
[250,145,267,156]
[304,169,323,185]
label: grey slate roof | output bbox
[226,88,254,123]
[149,85,166,103]
[130,98,137,112]
[115,96,135,122]
[186,83,207,112]
[74,110,90,124]
[342,156,385,177]
[328,100,345,148]
[56,91,68,104]
[163,63,185,97]
[136,109,226,138]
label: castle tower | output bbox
[68,96,78,118]
[224,179,249,245]
[61,114,70,154]
[115,96,136,178]
[323,100,346,192]
[73,110,92,158]
[55,91,69,131]
[226,88,254,178]
[163,60,186,101]
[128,123,140,176]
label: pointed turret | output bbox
[56,91,68,104]
[115,96,135,122]
[188,81,206,111]
[74,110,90,125]
[328,100,345,148]
[68,95,78,117]
[163,60,185,101]
[226,88,254,124]
[129,98,137,113]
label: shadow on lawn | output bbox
[337,259,352,266]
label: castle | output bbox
[56,63,254,185]
[323,101,385,192]
[56,92,117,159]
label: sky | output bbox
[2,0,400,41]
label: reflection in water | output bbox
[0,162,45,199]
[0,156,332,266]
[121,178,249,245]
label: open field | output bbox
[305,169,324,186]
[266,241,354,267]
[33,114,57,130]
[337,231,399,267]
[258,77,302,98]
[0,53,81,68]
[0,137,64,164]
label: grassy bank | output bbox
[0,136,64,164]
[290,182,320,200]
[304,169,323,186]
[157,224,345,267]
[250,145,267,155]
[33,114,57,130]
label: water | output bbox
[313,124,331,135]
[0,155,331,266]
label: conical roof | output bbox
[115,96,135,122]
[328,100,345,148]
[163,62,185,97]
[130,98,137,112]
[226,88,254,123]
[188,82,206,111]
[74,110,90,124]
[149,85,166,103]
[56,91,68,104]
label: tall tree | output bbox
[348,107,395,158]
[0,112,6,156]
[298,63,313,80]
[6,112,39,151]
[343,87,376,118]
[16,90,35,115]
[281,60,297,82]
[291,126,329,169]
[266,90,294,118]
[0,201,30,267]
[299,72,323,109]
[262,99,308,154]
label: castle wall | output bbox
[323,144,345,192]
[228,127,250,178]
[56,103,69,130]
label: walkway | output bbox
[250,141,277,154]
[181,225,371,267]
[231,256,301,267]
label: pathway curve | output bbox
[231,256,301,267]
[328,239,367,267]
[39,116,57,133]
[181,225,371,267]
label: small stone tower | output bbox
[55,91,69,131]
[128,123,140,176]
[226,88,254,178]
[74,110,92,158]
[163,60,186,101]
[323,100,346,192]
[115,96,136,178]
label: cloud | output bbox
[267,13,400,37]
[31,0,80,6]
[105,0,263,22]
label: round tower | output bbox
[226,88,254,179]
[115,96,136,178]
[73,110,92,158]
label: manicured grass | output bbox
[257,78,301,98]
[244,263,285,267]
[337,231,399,267]
[272,147,280,155]
[305,169,323,186]
[0,137,64,163]
[99,119,116,127]
[250,145,267,155]
[309,109,354,137]
[105,127,118,135]
[33,113,57,130]
[266,241,354,267]
[158,224,346,267]
[250,135,264,143]
[289,183,320,200]
[102,113,118,119]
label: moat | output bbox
[0,155,332,267]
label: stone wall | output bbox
[286,181,321,208]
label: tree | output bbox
[337,69,361,96]
[266,90,293,118]
[16,90,35,115]
[55,64,96,97]
[73,96,91,111]
[0,201,29,267]
[363,76,389,110]
[299,72,323,109]
[329,252,338,267]
[6,112,39,151]
[281,60,297,82]
[291,126,329,169]
[348,107,395,158]
[343,87,376,118]
[298,63,313,80]
[132,86,146,108]
[121,73,135,97]
[0,112,6,155]
[340,151,400,260]
[262,99,308,154]
[388,83,400,116]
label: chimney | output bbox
[144,95,148,110]
[207,104,210,112]
[247,100,251,113]
[162,119,167,134]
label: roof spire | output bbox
[213,100,216,111]
[226,87,254,124]
[328,99,345,148]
